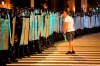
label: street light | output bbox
[1,1,4,5]
[1,1,5,8]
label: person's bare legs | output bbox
[66,32,75,54]
[70,41,75,54]
[66,41,72,54]
[66,41,75,54]
[69,41,74,51]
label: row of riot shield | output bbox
[0,9,64,65]
[73,13,100,37]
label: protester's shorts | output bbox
[66,31,75,42]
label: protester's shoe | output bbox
[66,51,72,54]
[72,50,75,54]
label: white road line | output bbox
[18,59,100,61]
[42,51,100,54]
[29,56,100,58]
[6,64,100,66]
[36,53,100,56]
[17,60,100,63]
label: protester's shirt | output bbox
[64,16,75,32]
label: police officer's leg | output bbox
[0,50,6,66]
[24,44,30,56]
[8,45,18,62]
[19,45,25,58]
[28,41,34,55]
[32,40,36,54]
[35,39,42,54]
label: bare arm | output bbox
[64,22,68,35]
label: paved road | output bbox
[7,33,100,66]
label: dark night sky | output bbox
[88,0,100,4]
[11,0,47,8]
[9,0,100,7]
[11,0,64,11]
[88,0,100,3]
[10,0,100,12]
[11,0,30,7]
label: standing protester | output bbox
[63,10,75,54]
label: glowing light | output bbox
[1,1,4,5]
[43,3,48,9]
